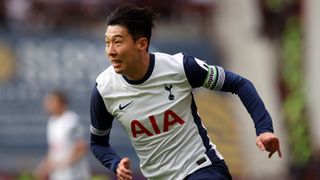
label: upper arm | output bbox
[90,84,122,172]
[182,53,225,90]
[69,122,85,142]
[90,84,114,140]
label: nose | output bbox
[106,44,117,58]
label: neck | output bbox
[125,52,150,81]
[53,107,67,117]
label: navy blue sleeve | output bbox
[182,53,274,136]
[220,71,274,135]
[182,53,208,88]
[90,84,121,173]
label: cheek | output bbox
[127,44,140,56]
[113,43,138,63]
[47,100,59,111]
[118,46,135,59]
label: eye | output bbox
[114,40,122,45]
[105,41,110,47]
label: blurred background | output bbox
[0,0,319,179]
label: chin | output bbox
[113,67,124,74]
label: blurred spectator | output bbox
[300,149,320,180]
[0,0,5,25]
[0,0,214,33]
[4,0,33,32]
[35,91,90,180]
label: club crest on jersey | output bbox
[164,84,174,101]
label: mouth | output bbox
[111,60,122,68]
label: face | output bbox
[43,94,64,116]
[105,25,141,75]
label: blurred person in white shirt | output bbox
[35,90,90,180]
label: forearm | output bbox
[90,84,121,173]
[91,134,121,173]
[221,71,274,135]
[66,140,88,166]
[34,154,53,178]
[181,54,274,135]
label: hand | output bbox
[256,132,282,158]
[34,169,49,180]
[34,162,51,180]
[116,157,133,180]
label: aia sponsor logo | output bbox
[131,110,184,138]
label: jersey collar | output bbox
[122,53,155,85]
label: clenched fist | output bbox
[116,157,133,180]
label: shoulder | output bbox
[152,52,186,72]
[154,52,205,68]
[154,52,184,62]
[63,111,79,124]
[96,65,116,85]
[63,111,85,137]
[95,65,121,95]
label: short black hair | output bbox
[106,5,159,50]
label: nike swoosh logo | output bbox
[119,100,134,110]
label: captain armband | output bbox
[202,65,225,91]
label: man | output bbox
[90,5,282,180]
[36,91,90,180]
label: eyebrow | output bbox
[105,34,124,39]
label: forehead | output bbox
[45,93,63,102]
[105,25,130,39]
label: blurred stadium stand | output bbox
[2,0,319,179]
[0,1,220,176]
[0,34,220,178]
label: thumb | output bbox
[256,138,265,151]
[122,157,131,169]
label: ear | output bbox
[136,37,148,51]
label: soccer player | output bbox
[35,91,90,180]
[90,5,282,180]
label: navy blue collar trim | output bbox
[123,53,155,85]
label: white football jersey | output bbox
[93,52,226,179]
[47,111,90,180]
